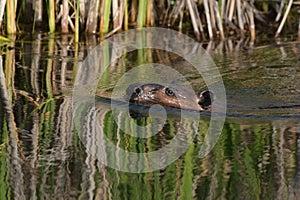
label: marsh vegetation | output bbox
[0,0,299,41]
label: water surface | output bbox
[0,34,299,199]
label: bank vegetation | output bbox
[0,0,299,41]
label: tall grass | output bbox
[0,0,299,40]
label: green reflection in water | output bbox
[0,35,299,199]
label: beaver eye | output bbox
[165,88,175,96]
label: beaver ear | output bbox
[126,83,142,95]
[198,90,215,109]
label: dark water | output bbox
[0,33,299,199]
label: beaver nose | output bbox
[198,90,214,109]
[134,87,143,95]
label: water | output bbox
[0,33,299,199]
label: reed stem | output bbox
[137,0,147,28]
[48,0,55,33]
[214,2,225,40]
[246,3,255,41]
[100,0,112,34]
[34,0,43,25]
[187,0,201,40]
[203,0,213,40]
[275,0,293,38]
[86,0,100,33]
[6,0,16,34]
[130,0,137,23]
[112,0,118,29]
[236,0,244,36]
[75,0,79,42]
[146,0,153,26]
[61,0,69,33]
[124,0,128,30]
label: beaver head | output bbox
[126,83,214,111]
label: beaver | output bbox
[126,83,214,111]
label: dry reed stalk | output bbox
[146,0,153,26]
[105,0,124,38]
[124,0,128,30]
[275,0,294,38]
[275,0,285,22]
[0,0,296,41]
[112,0,118,29]
[214,1,225,40]
[186,0,201,40]
[86,0,100,33]
[80,0,86,26]
[236,0,244,36]
[34,0,43,25]
[164,0,171,25]
[168,0,183,26]
[0,0,7,29]
[192,0,204,36]
[245,2,255,41]
[130,0,137,23]
[209,0,216,32]
[178,6,184,31]
[56,5,63,23]
[228,0,235,22]
[62,0,69,33]
[203,0,213,40]
[155,0,165,24]
[163,0,172,26]
[68,16,76,32]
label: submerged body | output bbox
[126,83,214,111]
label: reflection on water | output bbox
[0,33,299,199]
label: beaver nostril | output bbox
[198,90,214,108]
[135,87,143,95]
